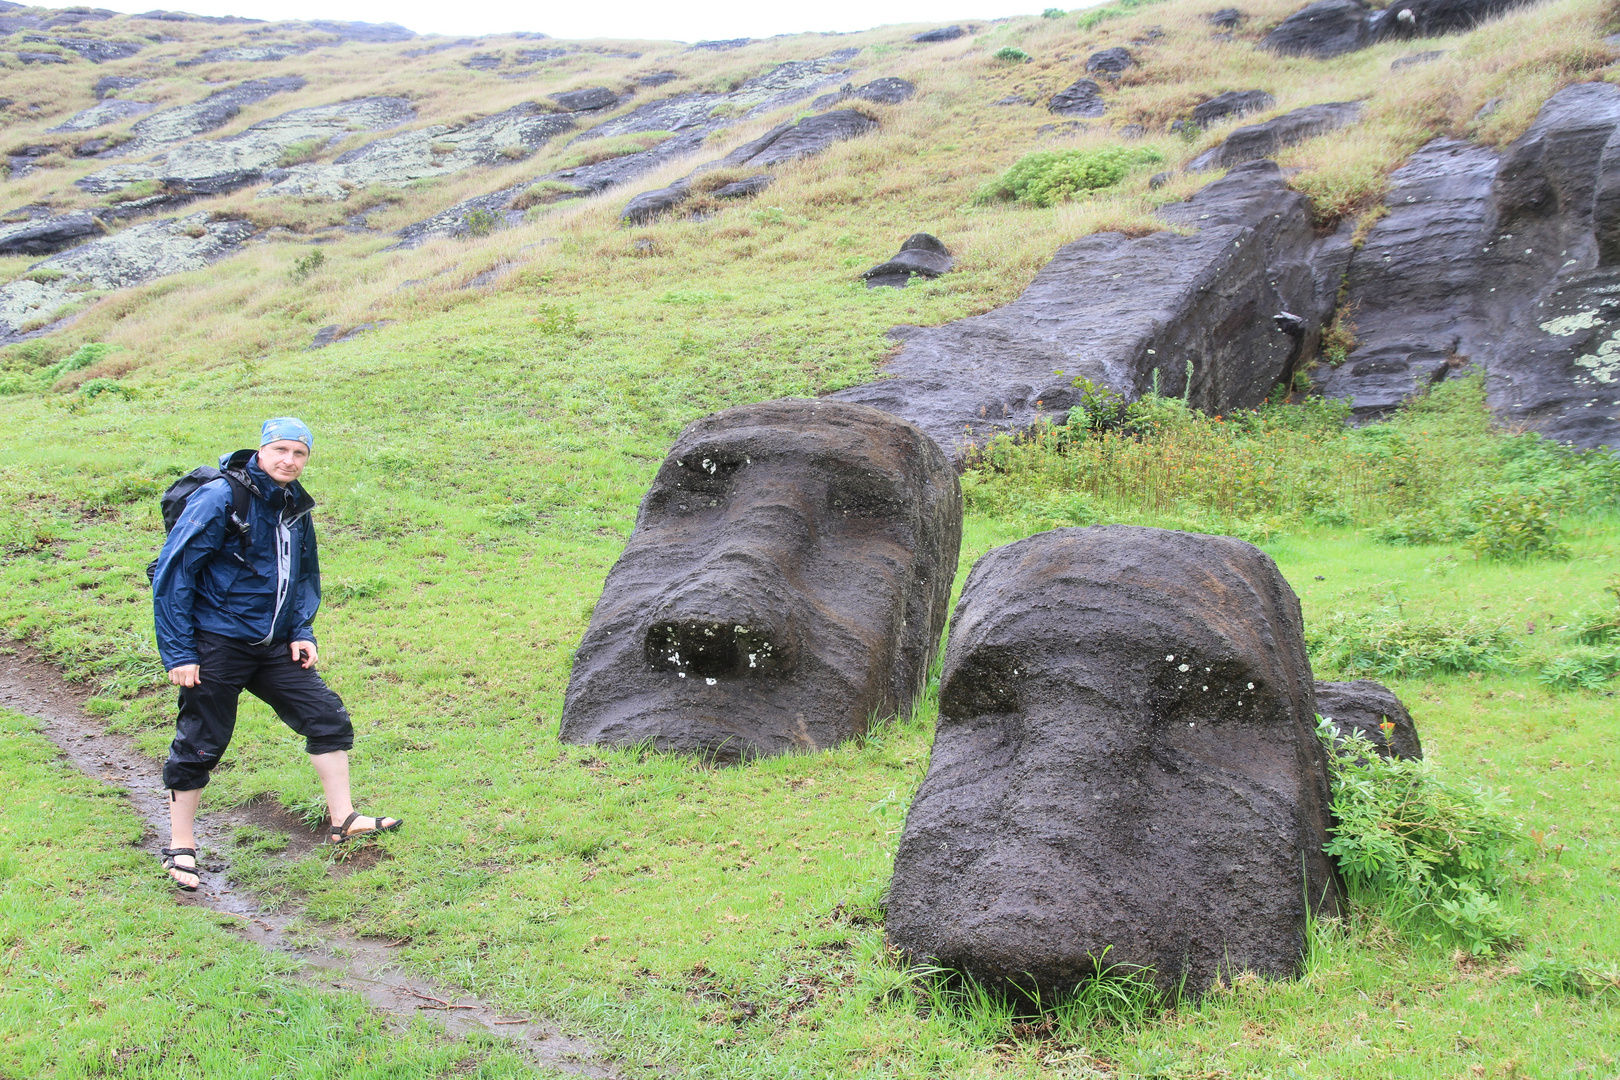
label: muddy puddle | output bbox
[0,652,619,1078]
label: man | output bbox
[151,417,400,890]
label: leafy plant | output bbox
[974,146,1165,207]
[1077,0,1168,30]
[534,302,579,336]
[1043,6,1067,16]
[287,249,326,283]
[1465,487,1569,561]
[276,137,326,168]
[992,46,1032,63]
[1516,957,1620,998]
[43,342,112,381]
[1306,608,1518,677]
[1537,647,1620,690]
[462,206,502,237]
[1320,722,1521,955]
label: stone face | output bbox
[79,96,415,197]
[1047,78,1106,117]
[863,233,954,289]
[1086,47,1134,75]
[550,86,618,111]
[1316,680,1423,760]
[0,212,254,339]
[48,97,154,133]
[178,43,309,66]
[831,160,1339,458]
[1192,89,1275,128]
[52,37,143,62]
[93,77,306,160]
[913,25,965,42]
[1374,0,1544,38]
[1317,82,1620,446]
[1188,102,1362,172]
[263,102,573,200]
[816,77,917,109]
[1261,0,1374,57]
[559,398,962,762]
[94,75,145,98]
[397,53,856,244]
[886,525,1341,996]
[0,210,105,256]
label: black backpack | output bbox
[145,448,256,585]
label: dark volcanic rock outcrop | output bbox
[0,210,105,256]
[621,110,878,224]
[832,160,1343,458]
[1188,101,1362,171]
[886,525,1341,995]
[1316,680,1423,760]
[550,86,618,112]
[1317,82,1620,447]
[913,25,965,43]
[813,77,917,109]
[92,77,306,160]
[49,97,155,133]
[1048,78,1107,117]
[1263,0,1545,58]
[1086,47,1134,75]
[862,233,953,289]
[1192,89,1276,127]
[559,398,962,762]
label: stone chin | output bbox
[559,397,962,762]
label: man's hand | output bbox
[168,664,201,687]
[291,641,319,669]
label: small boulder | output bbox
[1207,7,1245,26]
[862,233,953,289]
[852,77,916,104]
[1188,101,1362,171]
[710,174,772,199]
[913,25,965,43]
[1390,49,1444,68]
[550,86,618,112]
[16,51,68,64]
[1192,89,1275,127]
[54,37,142,63]
[560,398,963,761]
[1085,46,1134,75]
[1316,680,1423,761]
[1047,78,1106,117]
[1261,0,1373,58]
[886,526,1342,995]
[0,210,105,256]
[462,54,501,70]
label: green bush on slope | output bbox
[973,146,1166,207]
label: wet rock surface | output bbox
[621,109,877,224]
[813,77,916,109]
[886,525,1341,996]
[549,86,618,111]
[560,398,961,762]
[1318,82,1620,446]
[1086,46,1135,75]
[1192,89,1275,127]
[862,233,953,289]
[1189,101,1362,171]
[913,25,965,42]
[1316,680,1423,760]
[0,213,255,339]
[1263,0,1543,57]
[1208,7,1246,26]
[179,43,309,66]
[48,96,154,133]
[80,95,415,198]
[91,76,306,160]
[94,74,145,98]
[397,52,857,244]
[0,209,105,256]
[831,160,1339,458]
[1048,77,1107,116]
[264,102,574,200]
[49,36,144,62]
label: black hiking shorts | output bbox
[163,631,354,791]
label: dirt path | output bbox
[0,652,619,1079]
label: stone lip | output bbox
[621,109,878,224]
[0,210,106,257]
[862,233,954,289]
[1316,82,1620,448]
[549,86,618,112]
[1191,89,1276,128]
[396,51,859,244]
[559,397,962,763]
[885,525,1341,996]
[1316,680,1423,762]
[830,160,1340,460]
[1188,101,1362,171]
[1047,78,1106,117]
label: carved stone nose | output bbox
[643,620,792,678]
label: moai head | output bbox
[885,525,1341,994]
[560,398,962,762]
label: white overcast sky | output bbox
[41,1,1070,42]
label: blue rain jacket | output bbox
[152,453,321,669]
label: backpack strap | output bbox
[219,448,258,547]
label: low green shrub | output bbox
[1042,7,1067,17]
[1320,722,1520,955]
[1077,0,1168,30]
[1465,487,1569,562]
[1516,957,1620,998]
[463,207,502,237]
[287,249,325,283]
[974,146,1165,207]
[1306,608,1518,677]
[1537,646,1620,690]
[43,342,112,381]
[1369,503,1476,546]
[992,46,1032,63]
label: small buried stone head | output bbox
[560,398,962,761]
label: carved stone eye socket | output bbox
[940,645,1024,718]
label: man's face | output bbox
[259,439,309,487]
[560,399,961,761]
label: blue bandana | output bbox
[260,416,313,449]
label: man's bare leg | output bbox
[310,750,397,839]
[165,788,202,888]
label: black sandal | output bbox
[160,847,200,892]
[329,811,403,844]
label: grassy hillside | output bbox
[2,0,1619,1076]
